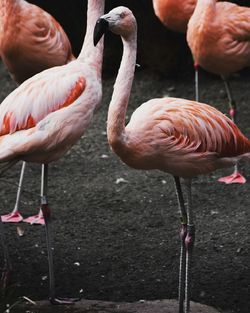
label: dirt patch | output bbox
[0,62,249,313]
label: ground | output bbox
[0,62,249,313]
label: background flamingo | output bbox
[0,0,105,303]
[94,6,250,313]
[187,0,250,184]
[152,0,197,95]
[152,0,196,33]
[0,0,75,225]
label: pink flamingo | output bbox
[94,6,250,313]
[0,0,105,303]
[152,0,196,33]
[152,0,197,94]
[0,0,75,225]
[187,0,250,184]
[152,0,246,185]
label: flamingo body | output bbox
[152,0,196,33]
[111,97,250,177]
[0,0,105,302]
[0,0,74,84]
[187,0,250,76]
[0,0,75,224]
[94,7,250,312]
[0,61,101,164]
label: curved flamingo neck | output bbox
[196,0,216,6]
[0,0,21,12]
[107,28,137,152]
[78,0,105,77]
[0,0,23,42]
[189,0,217,38]
[194,0,216,14]
[0,0,20,6]
[0,0,21,23]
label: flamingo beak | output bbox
[94,18,109,46]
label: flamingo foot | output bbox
[23,213,45,225]
[50,297,80,305]
[218,171,246,184]
[1,211,23,223]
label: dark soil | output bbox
[0,62,249,313]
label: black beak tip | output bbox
[93,18,109,46]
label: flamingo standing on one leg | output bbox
[151,0,199,98]
[152,0,247,185]
[0,0,75,225]
[151,0,199,101]
[187,0,250,184]
[94,7,250,313]
[0,0,105,303]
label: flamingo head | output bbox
[94,6,137,46]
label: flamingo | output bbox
[187,0,250,184]
[0,0,75,225]
[94,6,250,313]
[152,0,246,185]
[152,0,196,33]
[0,0,105,303]
[152,0,197,96]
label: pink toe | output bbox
[23,214,45,225]
[218,172,246,184]
[1,211,23,223]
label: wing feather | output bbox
[0,64,86,135]
[129,97,250,158]
[220,3,250,42]
[22,2,74,63]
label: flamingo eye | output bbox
[120,12,125,18]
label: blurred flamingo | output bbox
[152,0,196,33]
[0,0,105,303]
[0,0,75,225]
[187,0,250,184]
[152,0,197,96]
[94,6,250,313]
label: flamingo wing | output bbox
[153,0,196,33]
[0,65,86,136]
[22,2,74,62]
[219,3,250,42]
[128,98,249,158]
[0,1,75,83]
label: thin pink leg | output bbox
[218,77,246,184]
[173,176,187,313]
[194,63,199,102]
[23,165,45,225]
[41,164,79,304]
[1,162,25,223]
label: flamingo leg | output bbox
[183,178,195,313]
[194,63,199,102]
[1,162,26,223]
[173,176,187,313]
[218,76,246,184]
[0,215,12,296]
[40,164,78,305]
[23,165,45,225]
